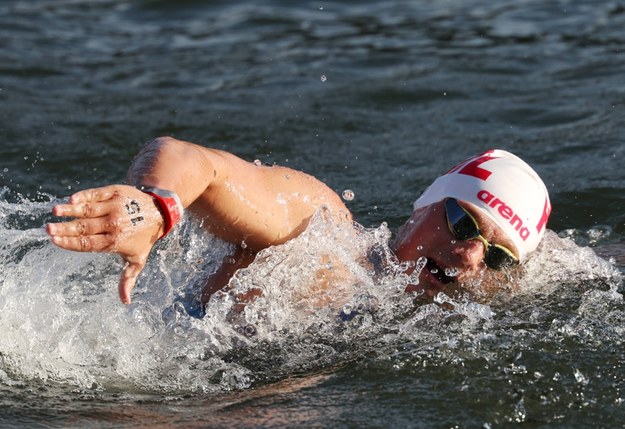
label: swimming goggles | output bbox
[444,198,518,270]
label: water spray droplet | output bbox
[408,256,428,284]
[416,245,423,251]
[342,189,354,201]
[513,399,526,423]
[415,256,427,271]
[253,159,262,166]
[320,74,327,82]
[444,267,460,277]
[574,368,588,385]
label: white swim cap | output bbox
[413,149,551,261]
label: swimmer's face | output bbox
[392,199,520,298]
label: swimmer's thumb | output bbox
[118,256,147,305]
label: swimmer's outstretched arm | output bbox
[46,136,352,304]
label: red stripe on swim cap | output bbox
[536,197,551,233]
[447,150,499,181]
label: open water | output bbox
[1,0,625,427]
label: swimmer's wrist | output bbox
[138,186,184,239]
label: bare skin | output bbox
[46,137,351,304]
[391,200,520,298]
[46,137,519,305]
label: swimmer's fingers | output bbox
[48,184,163,252]
[118,256,148,305]
[50,200,115,221]
[48,233,114,253]
[52,185,130,219]
[68,185,126,204]
[46,216,118,240]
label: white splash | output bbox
[0,195,622,396]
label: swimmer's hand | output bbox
[46,185,165,305]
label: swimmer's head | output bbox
[413,149,551,261]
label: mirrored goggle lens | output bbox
[445,199,480,240]
[484,245,517,270]
[446,198,518,270]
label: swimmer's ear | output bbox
[118,255,147,305]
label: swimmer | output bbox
[46,137,551,305]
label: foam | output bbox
[0,196,621,395]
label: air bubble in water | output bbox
[253,159,262,166]
[416,245,423,251]
[320,75,327,82]
[342,189,354,201]
[244,325,257,337]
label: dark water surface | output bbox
[1,0,625,428]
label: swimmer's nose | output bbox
[451,238,486,273]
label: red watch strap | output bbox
[139,187,183,239]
